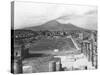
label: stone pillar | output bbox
[56,61,60,71]
[85,42,88,57]
[91,40,94,66]
[88,43,91,61]
[15,45,24,74]
[49,61,56,72]
[81,42,83,53]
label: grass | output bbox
[29,38,76,51]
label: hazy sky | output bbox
[14,1,97,30]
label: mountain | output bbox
[24,20,89,31]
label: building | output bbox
[22,56,62,73]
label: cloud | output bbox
[14,1,97,30]
[85,9,97,15]
[57,8,97,30]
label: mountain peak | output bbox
[24,20,89,31]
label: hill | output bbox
[24,20,89,31]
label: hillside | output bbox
[24,20,89,31]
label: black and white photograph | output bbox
[11,1,97,74]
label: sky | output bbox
[14,1,97,30]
